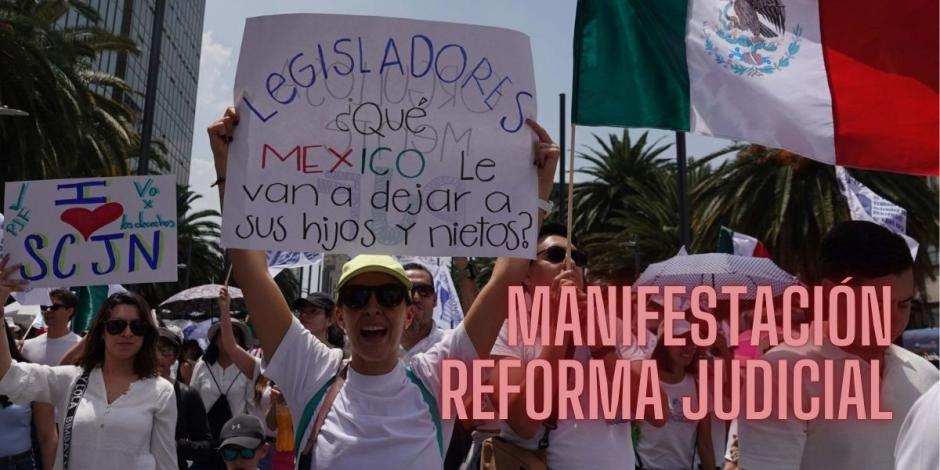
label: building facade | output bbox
[61,0,205,185]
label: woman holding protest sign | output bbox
[0,254,178,470]
[207,105,559,469]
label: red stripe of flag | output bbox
[820,0,938,176]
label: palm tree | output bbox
[583,158,720,281]
[137,186,223,306]
[694,146,939,284]
[573,131,673,234]
[573,130,741,281]
[0,0,139,196]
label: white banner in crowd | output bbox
[222,14,538,258]
[2,176,178,288]
[835,167,919,259]
[266,250,322,277]
[396,256,464,329]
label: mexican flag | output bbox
[572,0,938,176]
[718,226,770,258]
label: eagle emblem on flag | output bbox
[702,0,803,77]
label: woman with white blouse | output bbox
[189,287,260,470]
[0,255,177,470]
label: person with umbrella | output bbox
[189,287,260,470]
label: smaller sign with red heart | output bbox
[2,175,178,288]
[60,202,124,240]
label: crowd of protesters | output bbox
[0,107,935,470]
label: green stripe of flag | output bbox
[573,0,691,130]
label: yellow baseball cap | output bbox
[335,255,412,295]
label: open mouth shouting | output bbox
[360,324,389,342]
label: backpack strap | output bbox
[293,365,346,458]
[405,367,443,457]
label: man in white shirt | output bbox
[400,261,478,468]
[894,381,939,470]
[20,288,81,366]
[400,262,446,360]
[737,221,939,470]
[208,106,560,469]
[487,223,667,470]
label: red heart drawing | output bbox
[60,202,124,241]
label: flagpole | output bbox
[558,93,567,222]
[676,131,691,248]
[566,123,577,261]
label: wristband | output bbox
[537,198,554,214]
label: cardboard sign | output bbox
[223,14,538,257]
[3,176,178,288]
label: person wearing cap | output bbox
[190,288,262,470]
[218,415,269,470]
[635,319,716,470]
[209,104,560,469]
[158,327,215,470]
[291,293,343,349]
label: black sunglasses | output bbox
[537,246,588,268]
[104,319,149,337]
[41,303,67,312]
[220,445,260,462]
[411,284,435,298]
[338,284,408,309]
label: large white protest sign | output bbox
[3,176,178,288]
[223,14,538,258]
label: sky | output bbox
[187,0,734,215]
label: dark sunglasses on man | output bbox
[411,283,435,298]
[40,303,66,312]
[220,445,262,462]
[537,245,589,268]
[338,284,409,309]
[104,319,149,336]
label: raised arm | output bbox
[208,107,293,360]
[217,287,259,378]
[0,255,29,379]
[461,119,559,358]
[488,267,577,439]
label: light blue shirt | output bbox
[0,402,32,457]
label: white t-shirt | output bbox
[190,355,262,417]
[20,332,81,366]
[636,374,700,470]
[0,362,177,469]
[401,326,446,360]
[490,319,648,470]
[738,343,939,470]
[265,317,478,470]
[894,381,939,470]
[401,325,458,455]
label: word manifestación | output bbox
[441,284,895,422]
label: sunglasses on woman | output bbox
[40,303,66,312]
[537,245,589,268]
[104,319,149,336]
[220,445,260,462]
[338,284,408,309]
